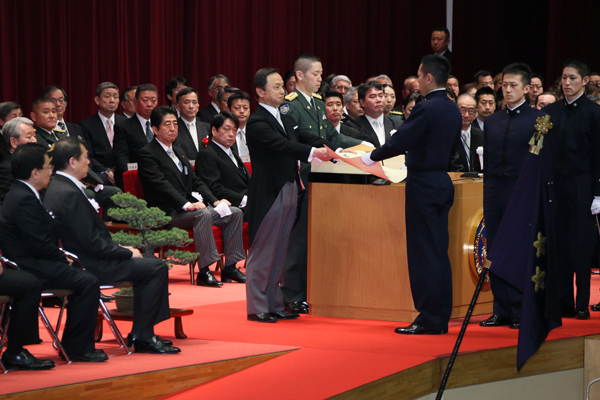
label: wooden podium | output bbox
[307,171,493,322]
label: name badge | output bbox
[127,163,138,171]
[189,160,196,167]
[240,156,251,163]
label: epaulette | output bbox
[285,92,298,101]
[312,93,322,100]
[53,129,66,133]
[389,110,403,116]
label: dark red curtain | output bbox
[0,0,445,123]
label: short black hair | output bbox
[165,76,189,105]
[293,53,322,77]
[357,81,383,101]
[502,63,532,86]
[150,106,178,129]
[210,111,239,137]
[176,87,199,104]
[207,74,231,91]
[254,68,279,99]
[120,86,138,102]
[531,73,544,87]
[432,26,450,39]
[41,84,68,102]
[403,92,423,108]
[49,137,83,171]
[535,91,558,107]
[283,70,296,87]
[32,97,54,111]
[324,90,343,103]
[563,57,591,79]
[11,143,48,180]
[420,54,451,87]
[473,70,492,84]
[0,102,21,120]
[217,86,240,103]
[227,90,251,109]
[135,84,158,100]
[475,86,497,104]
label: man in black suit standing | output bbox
[173,87,210,160]
[354,81,403,148]
[198,75,231,123]
[324,90,365,141]
[244,68,333,323]
[449,94,483,173]
[361,55,462,335]
[113,84,159,180]
[0,143,103,362]
[195,112,250,217]
[431,27,452,65]
[44,137,179,354]
[79,82,128,187]
[138,106,246,286]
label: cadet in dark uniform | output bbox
[480,63,546,329]
[544,58,600,319]
[361,55,461,334]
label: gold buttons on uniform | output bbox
[309,125,312,128]
[307,106,311,110]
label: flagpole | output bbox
[435,267,489,400]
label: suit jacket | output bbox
[245,104,332,244]
[441,49,452,65]
[472,119,484,132]
[197,104,218,123]
[43,174,133,283]
[138,139,218,215]
[339,121,365,141]
[113,113,150,174]
[449,126,484,172]
[173,117,210,160]
[34,125,67,149]
[79,113,127,170]
[0,181,70,280]
[0,154,12,204]
[354,114,403,148]
[195,141,249,207]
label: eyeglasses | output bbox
[459,107,476,115]
[41,165,54,172]
[332,85,350,92]
[49,98,66,104]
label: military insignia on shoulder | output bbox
[280,104,290,115]
[285,92,298,101]
[53,128,66,133]
[312,93,322,100]
[390,110,403,116]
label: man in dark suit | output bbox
[342,87,364,131]
[354,81,403,148]
[245,68,334,323]
[195,112,250,217]
[227,91,252,160]
[0,102,22,160]
[113,84,159,181]
[43,137,179,354]
[472,87,496,132]
[165,76,188,110]
[198,75,230,123]
[481,63,546,329]
[172,87,210,160]
[138,106,246,287]
[0,117,38,203]
[324,90,365,140]
[361,55,462,335]
[79,82,128,187]
[449,94,483,173]
[431,27,452,65]
[120,86,138,118]
[0,143,103,362]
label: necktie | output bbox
[237,129,248,157]
[227,150,239,167]
[310,97,318,119]
[275,110,285,132]
[461,132,470,166]
[189,121,199,150]
[167,148,183,172]
[106,119,114,148]
[145,121,153,142]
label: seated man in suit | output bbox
[217,86,239,113]
[165,76,189,116]
[0,117,38,203]
[198,74,231,123]
[227,91,252,160]
[0,143,104,362]
[342,86,364,130]
[449,94,483,173]
[324,90,363,140]
[173,87,211,160]
[120,86,138,118]
[472,87,496,131]
[43,137,179,354]
[195,112,250,219]
[30,97,64,149]
[41,85,84,140]
[113,84,159,182]
[355,81,403,148]
[0,101,22,159]
[138,106,246,286]
[79,82,128,186]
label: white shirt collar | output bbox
[365,113,384,127]
[259,103,280,121]
[56,171,87,192]
[136,113,150,131]
[298,90,313,104]
[507,99,527,111]
[212,139,233,156]
[17,180,41,201]
[211,102,220,113]
[123,113,133,118]
[334,123,341,133]
[156,139,173,154]
[98,112,115,128]
[566,91,585,105]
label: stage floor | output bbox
[2,267,600,400]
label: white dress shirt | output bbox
[365,113,386,146]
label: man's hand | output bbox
[214,199,231,207]
[313,148,333,162]
[591,196,600,215]
[187,202,207,210]
[360,152,376,166]
[107,171,115,185]
[121,245,143,258]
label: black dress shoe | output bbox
[284,301,309,314]
[591,302,600,312]
[510,319,521,329]
[2,349,55,370]
[134,336,181,354]
[576,308,590,320]
[247,313,277,323]
[127,333,173,347]
[272,310,300,320]
[394,324,448,335]
[100,293,115,302]
[221,268,246,283]
[479,314,511,327]
[66,349,109,363]
[196,270,223,287]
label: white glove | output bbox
[361,152,376,166]
[591,196,600,215]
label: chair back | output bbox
[123,170,145,199]
[244,162,252,176]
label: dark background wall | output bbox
[0,0,598,123]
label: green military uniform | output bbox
[389,110,404,120]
